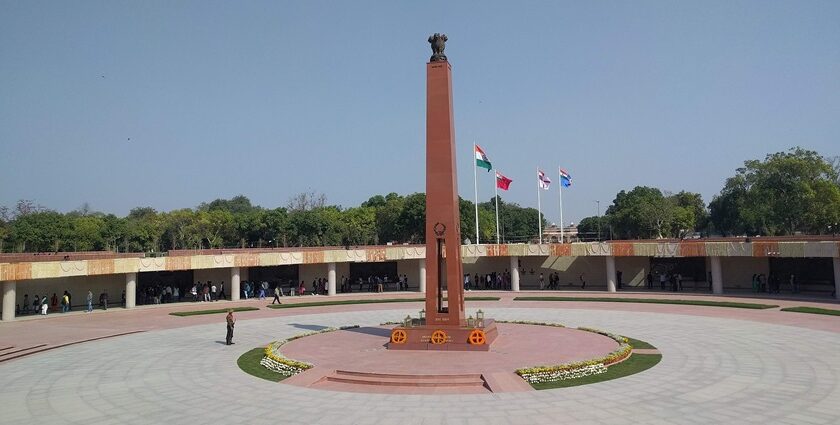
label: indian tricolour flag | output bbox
[475,145,492,171]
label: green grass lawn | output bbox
[266,296,499,309]
[531,353,662,390]
[514,296,778,309]
[169,306,260,317]
[780,306,840,316]
[237,347,287,382]
[625,337,655,349]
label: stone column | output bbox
[833,257,840,300]
[711,256,724,295]
[327,262,337,296]
[230,267,241,301]
[1,281,16,321]
[510,256,520,292]
[418,259,426,293]
[606,256,617,292]
[125,273,137,309]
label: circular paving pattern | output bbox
[1,306,840,424]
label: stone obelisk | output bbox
[387,35,497,350]
[424,33,465,327]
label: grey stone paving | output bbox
[1,307,839,424]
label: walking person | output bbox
[86,290,94,313]
[272,286,282,304]
[218,282,226,300]
[210,282,217,301]
[646,272,653,290]
[225,309,236,345]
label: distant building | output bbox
[542,223,578,243]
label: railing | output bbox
[0,252,145,263]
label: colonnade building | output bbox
[2,238,839,321]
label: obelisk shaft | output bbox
[425,60,465,326]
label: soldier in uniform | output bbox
[225,309,236,345]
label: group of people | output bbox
[349,275,410,293]
[17,289,118,316]
[85,290,110,312]
[464,271,512,290]
[189,281,225,302]
[646,272,685,292]
[141,284,181,305]
[538,271,583,290]
[16,293,51,315]
[752,273,798,294]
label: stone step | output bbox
[323,370,488,389]
[0,344,48,363]
[333,369,483,381]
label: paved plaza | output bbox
[1,295,840,424]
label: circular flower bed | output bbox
[260,325,360,376]
[514,325,633,385]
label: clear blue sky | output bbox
[2,1,838,225]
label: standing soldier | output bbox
[225,309,236,345]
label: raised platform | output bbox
[279,323,620,393]
[386,319,499,351]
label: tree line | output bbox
[576,148,840,240]
[0,191,544,253]
[1,148,837,253]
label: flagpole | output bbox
[494,172,500,245]
[559,167,565,243]
[473,143,480,245]
[537,167,543,244]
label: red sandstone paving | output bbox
[280,324,618,375]
[1,291,839,351]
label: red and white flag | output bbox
[538,169,551,190]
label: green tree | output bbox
[668,191,708,237]
[261,208,290,247]
[710,148,840,235]
[396,193,426,243]
[69,215,107,251]
[9,211,71,252]
[607,186,673,239]
[478,196,543,243]
[374,193,405,243]
[577,216,606,241]
[126,207,165,252]
[161,209,196,250]
[341,207,377,246]
[198,195,258,214]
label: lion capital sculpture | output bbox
[428,33,448,62]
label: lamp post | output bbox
[596,200,601,241]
